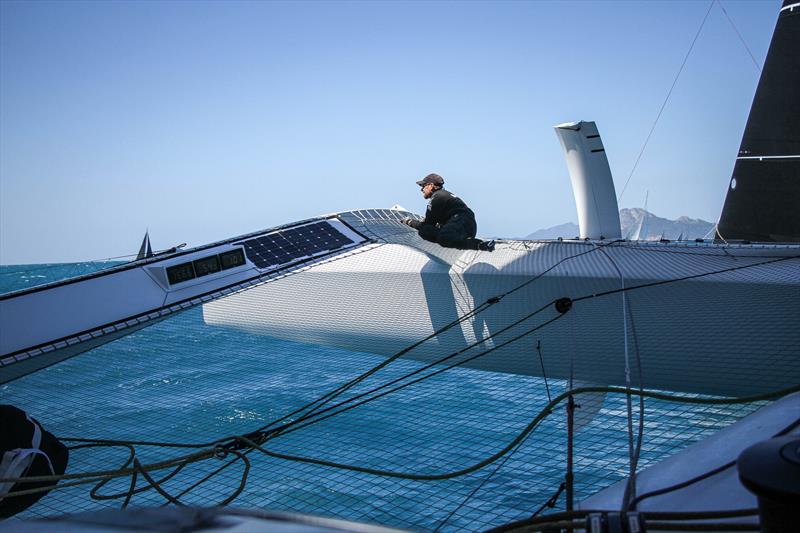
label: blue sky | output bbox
[0,0,779,264]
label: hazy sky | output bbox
[0,0,779,264]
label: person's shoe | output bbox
[478,240,496,252]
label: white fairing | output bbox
[204,210,800,398]
[0,217,368,383]
[555,121,622,240]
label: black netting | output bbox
[1,239,797,531]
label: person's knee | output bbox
[418,224,439,243]
[437,228,464,248]
[465,218,477,239]
[437,236,460,248]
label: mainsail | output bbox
[717,0,800,242]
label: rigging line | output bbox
[433,429,540,533]
[622,297,646,513]
[573,254,800,304]
[536,340,553,403]
[56,382,798,487]
[615,245,792,259]
[60,251,799,458]
[74,442,191,503]
[10,383,798,499]
[715,223,731,245]
[716,0,762,73]
[501,240,620,301]
[246,254,797,462]
[595,244,642,510]
[248,241,612,437]
[249,298,496,436]
[530,482,567,518]
[42,257,795,494]
[169,448,253,504]
[62,250,797,455]
[259,312,566,444]
[61,261,556,451]
[254,302,560,442]
[617,0,715,202]
[223,382,800,483]
[0,248,179,277]
[438,342,556,532]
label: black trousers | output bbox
[418,212,482,250]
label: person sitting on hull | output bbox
[402,173,495,251]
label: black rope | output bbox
[16,246,795,509]
[531,481,566,518]
[433,435,535,533]
[573,254,799,304]
[536,340,552,404]
[622,298,646,512]
[433,339,559,532]
[231,241,619,446]
[258,307,566,443]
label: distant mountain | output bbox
[525,222,579,240]
[525,209,714,241]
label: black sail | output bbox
[717,0,800,242]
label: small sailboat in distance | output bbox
[135,231,153,261]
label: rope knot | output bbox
[213,444,230,459]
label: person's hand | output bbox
[401,217,419,229]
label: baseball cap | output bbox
[416,173,444,187]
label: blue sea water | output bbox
[0,263,758,531]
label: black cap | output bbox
[416,173,444,187]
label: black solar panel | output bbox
[239,221,354,269]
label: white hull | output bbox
[0,217,368,383]
[204,210,800,397]
[579,392,800,516]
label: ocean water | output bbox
[0,263,759,531]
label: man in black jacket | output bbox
[403,173,495,251]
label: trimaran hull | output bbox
[2,208,799,396]
[203,210,800,397]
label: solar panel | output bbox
[239,221,355,270]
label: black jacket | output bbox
[421,188,474,227]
